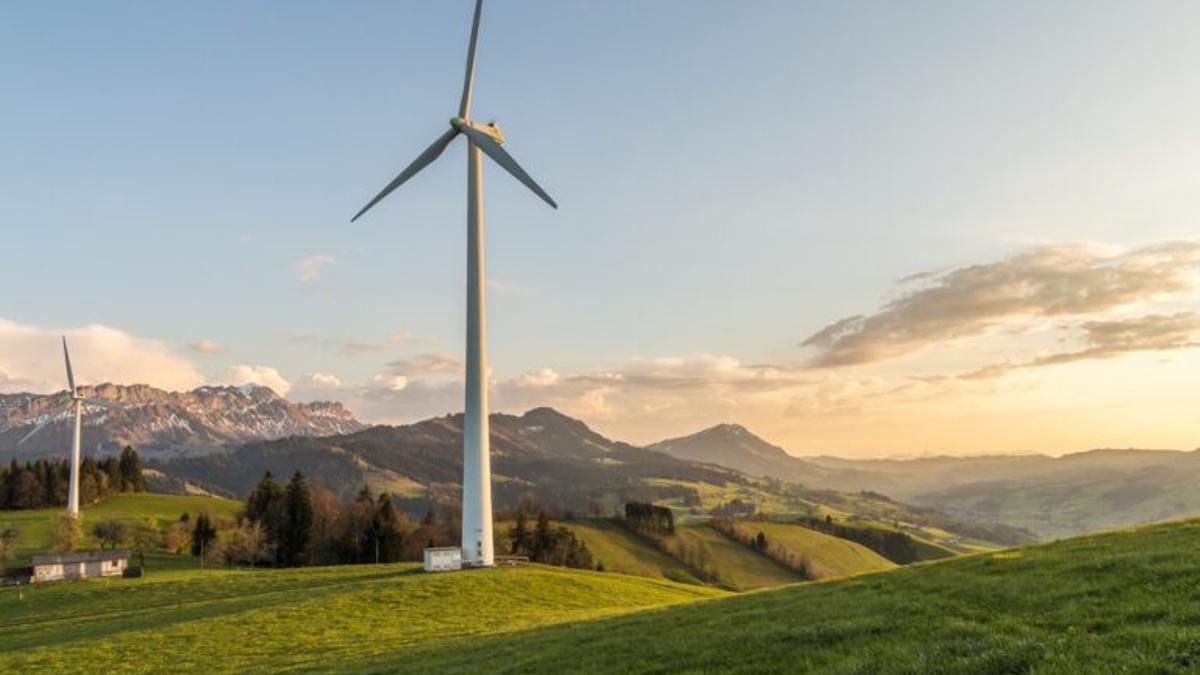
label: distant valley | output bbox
[3,382,1196,540]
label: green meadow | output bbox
[0,563,723,673]
[0,493,241,564]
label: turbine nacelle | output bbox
[450,117,505,144]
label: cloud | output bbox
[340,342,389,356]
[513,368,560,388]
[216,365,291,396]
[303,372,343,389]
[0,319,206,394]
[371,374,410,392]
[803,241,1200,367]
[387,330,417,346]
[188,339,223,354]
[963,312,1200,379]
[387,353,463,377]
[339,331,421,356]
[296,253,335,284]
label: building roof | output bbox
[31,549,131,566]
[425,547,463,553]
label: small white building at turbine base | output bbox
[31,549,130,583]
[423,547,464,572]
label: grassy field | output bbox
[0,562,724,674]
[557,519,704,585]
[664,522,804,591]
[740,521,896,579]
[401,519,1200,673]
[0,493,240,564]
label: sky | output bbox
[2,1,1200,457]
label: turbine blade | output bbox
[62,336,75,394]
[458,124,558,209]
[17,416,56,446]
[351,127,460,223]
[458,0,485,118]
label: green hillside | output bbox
[404,520,1200,673]
[744,521,896,579]
[0,493,240,564]
[0,563,723,674]
[663,522,804,591]
[557,519,704,585]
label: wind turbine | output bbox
[350,0,557,567]
[19,337,94,519]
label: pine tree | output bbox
[117,446,146,492]
[533,511,553,561]
[191,512,217,557]
[279,471,313,566]
[510,510,529,555]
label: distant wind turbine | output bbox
[19,337,106,519]
[350,0,557,567]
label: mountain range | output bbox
[0,383,364,460]
[3,382,1195,539]
[653,424,1200,538]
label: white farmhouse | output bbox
[31,549,130,583]
[423,547,463,572]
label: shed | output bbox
[423,547,463,572]
[31,549,130,583]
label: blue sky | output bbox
[3,2,1200,454]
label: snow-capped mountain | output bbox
[0,383,364,459]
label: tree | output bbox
[510,510,529,555]
[164,522,191,554]
[246,471,286,549]
[0,528,18,570]
[278,471,313,566]
[755,531,768,552]
[52,515,84,553]
[225,521,269,567]
[190,512,217,558]
[117,446,147,492]
[129,518,160,568]
[533,511,553,560]
[91,520,128,549]
[369,493,404,564]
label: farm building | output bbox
[31,549,130,583]
[424,547,463,572]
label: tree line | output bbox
[183,470,465,568]
[623,501,675,537]
[796,515,919,564]
[0,447,147,510]
[710,517,812,579]
[506,509,594,569]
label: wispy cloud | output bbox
[963,312,1200,379]
[215,365,291,396]
[296,253,335,284]
[187,339,223,354]
[803,241,1200,367]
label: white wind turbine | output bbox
[18,337,99,519]
[350,0,557,567]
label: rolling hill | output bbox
[403,518,1200,673]
[726,521,897,579]
[7,515,1200,672]
[0,493,241,565]
[0,562,723,674]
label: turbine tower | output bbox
[351,0,557,567]
[19,337,87,519]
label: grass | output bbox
[740,521,896,579]
[9,517,1200,672]
[664,522,804,591]
[0,493,241,565]
[557,519,704,585]
[0,562,724,674]
[400,519,1200,673]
